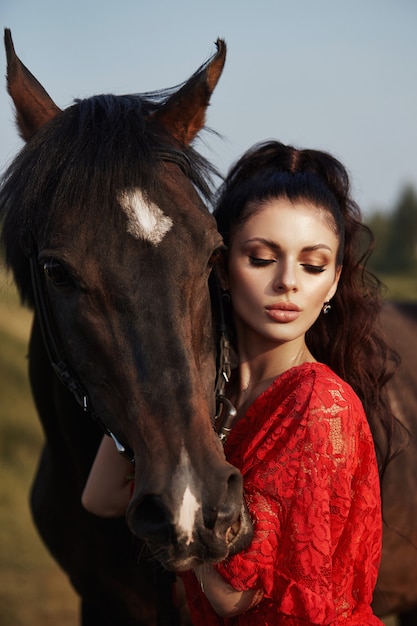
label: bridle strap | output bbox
[29,254,89,410]
[211,270,237,444]
[28,249,135,462]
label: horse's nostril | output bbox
[227,468,244,506]
[203,506,219,530]
[129,495,174,544]
[202,468,243,531]
[227,470,241,491]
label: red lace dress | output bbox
[182,362,383,625]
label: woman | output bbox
[83,140,401,624]
[181,141,401,624]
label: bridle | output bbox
[27,242,236,461]
[24,147,237,460]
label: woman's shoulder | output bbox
[282,361,357,392]
[273,363,370,458]
[275,362,365,417]
[229,362,370,466]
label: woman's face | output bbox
[225,198,342,351]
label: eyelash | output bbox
[301,264,326,274]
[249,256,273,267]
[248,256,326,273]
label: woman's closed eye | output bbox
[248,255,276,267]
[301,264,326,274]
[249,256,326,274]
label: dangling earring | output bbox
[222,289,231,303]
[322,302,331,315]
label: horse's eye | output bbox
[42,259,73,286]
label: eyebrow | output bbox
[243,237,334,253]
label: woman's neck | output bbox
[233,339,315,411]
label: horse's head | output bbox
[1,29,252,570]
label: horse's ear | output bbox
[4,28,62,141]
[153,39,226,146]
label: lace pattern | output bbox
[183,362,383,625]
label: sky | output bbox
[1,0,416,217]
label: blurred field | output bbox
[0,265,78,626]
[0,262,406,626]
[379,273,417,302]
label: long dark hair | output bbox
[214,140,404,479]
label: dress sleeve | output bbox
[215,371,379,624]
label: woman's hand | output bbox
[193,564,263,618]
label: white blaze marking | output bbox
[118,189,173,245]
[174,447,201,546]
[178,486,199,546]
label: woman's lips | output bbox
[265,303,301,323]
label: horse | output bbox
[372,302,417,626]
[0,29,252,625]
[2,30,417,626]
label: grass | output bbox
[0,265,78,626]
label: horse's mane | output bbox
[0,87,221,304]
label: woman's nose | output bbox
[272,260,297,291]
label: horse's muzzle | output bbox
[126,465,253,570]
